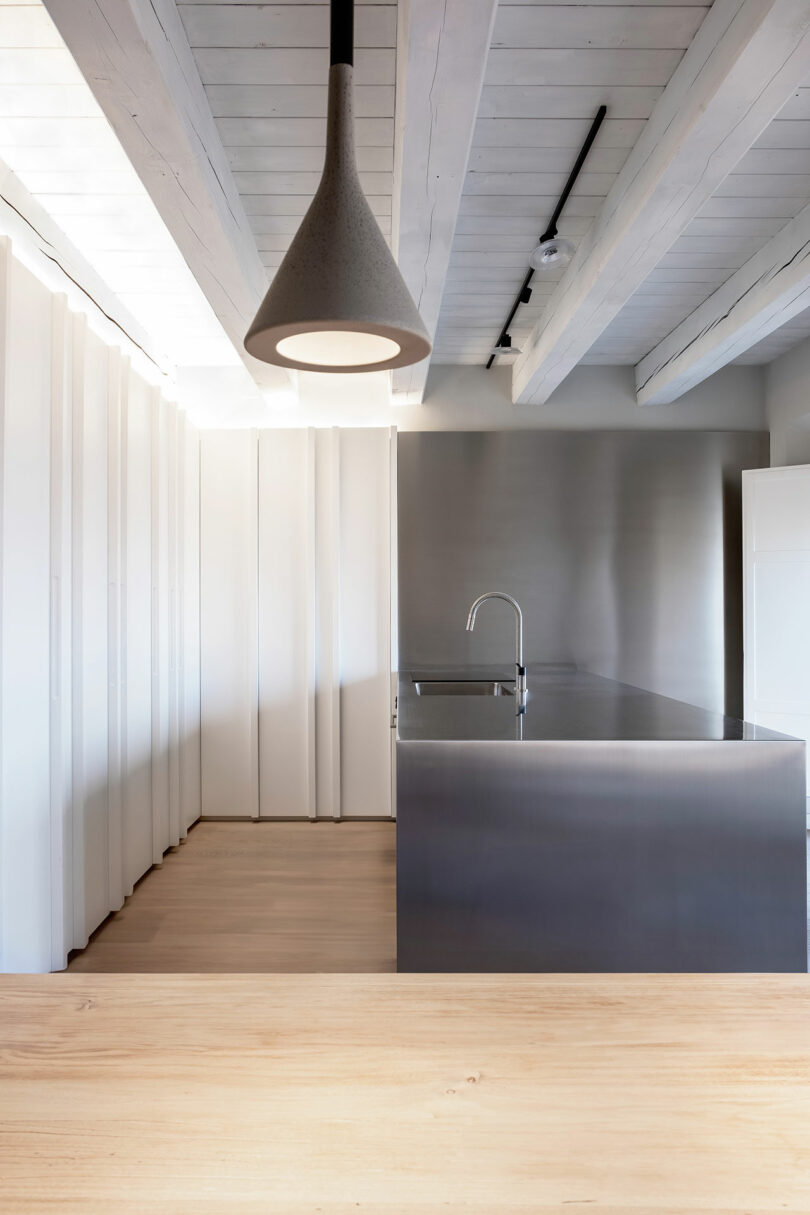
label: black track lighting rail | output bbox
[485,105,607,370]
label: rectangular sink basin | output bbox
[414,680,515,697]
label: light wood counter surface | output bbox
[2,974,810,1212]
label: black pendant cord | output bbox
[486,105,607,369]
[331,0,354,66]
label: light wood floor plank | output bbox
[67,820,396,973]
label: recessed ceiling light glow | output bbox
[276,330,401,369]
[244,0,431,374]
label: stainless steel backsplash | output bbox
[397,430,769,716]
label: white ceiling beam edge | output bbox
[512,0,810,407]
[636,200,810,405]
[41,0,291,397]
[390,0,498,405]
[0,155,167,382]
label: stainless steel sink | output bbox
[414,680,515,697]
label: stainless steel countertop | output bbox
[396,665,798,743]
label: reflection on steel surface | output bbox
[398,430,769,718]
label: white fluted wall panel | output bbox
[71,318,110,947]
[0,235,201,972]
[122,371,155,893]
[180,419,201,832]
[0,243,53,972]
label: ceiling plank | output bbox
[492,5,708,50]
[390,0,498,404]
[512,0,810,406]
[41,0,290,394]
[636,200,810,404]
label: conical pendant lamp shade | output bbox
[245,57,431,373]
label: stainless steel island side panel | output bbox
[396,738,807,973]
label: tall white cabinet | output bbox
[743,465,810,794]
[200,426,396,821]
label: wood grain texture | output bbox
[637,197,810,402]
[2,973,810,1211]
[66,820,395,973]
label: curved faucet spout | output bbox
[465,592,527,705]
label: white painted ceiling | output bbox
[584,79,810,366]
[177,0,396,279]
[0,0,240,368]
[433,1,712,366]
[4,0,810,403]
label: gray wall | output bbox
[397,430,769,716]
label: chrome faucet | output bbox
[466,592,528,707]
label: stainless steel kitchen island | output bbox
[396,666,807,972]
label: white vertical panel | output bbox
[71,316,109,946]
[106,348,124,912]
[258,428,316,819]
[315,427,341,820]
[0,242,53,972]
[338,427,393,819]
[743,466,810,792]
[121,368,153,893]
[180,418,201,831]
[49,292,73,968]
[200,430,258,819]
[150,391,170,860]
[167,402,181,845]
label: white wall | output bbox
[0,236,201,973]
[200,427,395,821]
[181,358,767,434]
[407,363,766,433]
[766,336,810,467]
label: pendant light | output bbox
[244,0,431,374]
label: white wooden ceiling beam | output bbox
[636,201,810,404]
[41,0,290,395]
[390,0,498,405]
[512,0,810,406]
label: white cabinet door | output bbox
[203,427,395,822]
[258,429,316,819]
[743,465,810,792]
[200,430,259,819]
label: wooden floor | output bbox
[67,820,396,973]
[3,973,810,1212]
